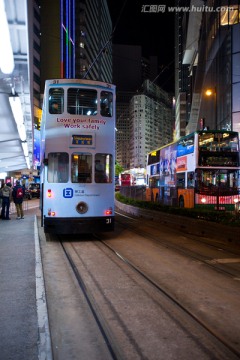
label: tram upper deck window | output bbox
[71,153,92,183]
[100,91,113,117]
[148,150,160,166]
[198,132,239,152]
[67,88,97,115]
[48,153,69,183]
[49,88,64,114]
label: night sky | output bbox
[107,0,175,92]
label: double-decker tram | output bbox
[40,79,115,233]
[146,130,240,210]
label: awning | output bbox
[0,0,32,173]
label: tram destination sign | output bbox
[72,134,93,145]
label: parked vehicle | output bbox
[28,183,40,198]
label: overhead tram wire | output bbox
[150,59,175,86]
[83,0,129,79]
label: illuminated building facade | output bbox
[60,0,76,78]
[40,0,112,89]
[176,0,240,135]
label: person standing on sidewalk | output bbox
[0,183,3,212]
[1,183,12,220]
[12,180,25,219]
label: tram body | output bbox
[40,79,116,234]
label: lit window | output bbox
[71,153,92,183]
[221,6,239,26]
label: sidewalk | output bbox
[0,201,52,360]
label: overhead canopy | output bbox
[0,0,32,174]
[0,93,28,171]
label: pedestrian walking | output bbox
[1,183,12,220]
[12,180,25,219]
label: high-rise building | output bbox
[115,91,135,170]
[189,0,240,133]
[30,0,42,171]
[174,0,193,139]
[129,80,173,169]
[113,44,167,170]
[40,0,112,91]
[176,0,240,135]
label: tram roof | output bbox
[44,79,116,90]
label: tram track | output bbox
[58,233,240,360]
[115,211,240,280]
[59,237,119,360]
[97,237,240,359]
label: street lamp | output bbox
[205,89,213,96]
[205,86,217,129]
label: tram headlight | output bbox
[201,197,207,203]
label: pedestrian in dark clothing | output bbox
[1,183,12,220]
[12,180,25,219]
[0,183,3,210]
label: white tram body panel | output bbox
[40,79,116,234]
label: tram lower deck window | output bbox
[71,153,92,183]
[95,154,113,183]
[48,153,69,183]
